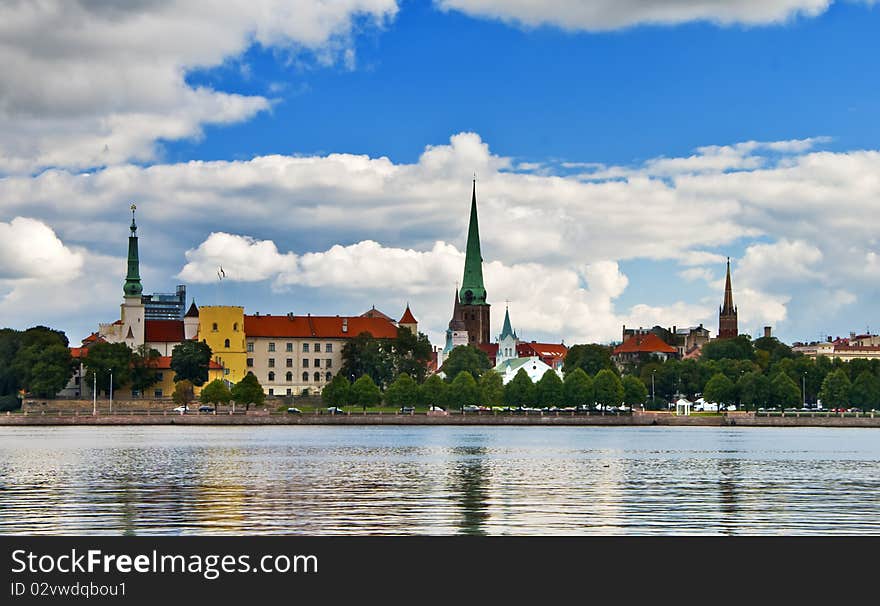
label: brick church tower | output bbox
[718,257,738,339]
[445,180,490,349]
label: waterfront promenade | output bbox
[3,410,880,427]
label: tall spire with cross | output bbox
[459,178,487,306]
[123,204,142,298]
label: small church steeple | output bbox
[718,257,738,339]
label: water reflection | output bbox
[450,444,491,535]
[1,426,880,535]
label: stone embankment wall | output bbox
[3,408,879,427]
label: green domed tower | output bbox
[123,204,142,298]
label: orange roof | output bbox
[613,333,677,355]
[399,305,417,324]
[70,347,88,358]
[145,320,184,343]
[518,342,568,359]
[82,332,105,344]
[360,306,394,321]
[244,314,399,339]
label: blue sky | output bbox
[1,0,880,348]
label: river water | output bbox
[1,425,878,535]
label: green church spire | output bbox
[499,305,517,340]
[459,180,487,305]
[123,204,143,297]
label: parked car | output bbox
[462,405,480,412]
[287,407,302,414]
[399,406,415,414]
[198,405,215,413]
[325,407,345,414]
[172,405,188,413]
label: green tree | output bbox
[130,345,161,396]
[593,369,624,410]
[384,373,420,407]
[850,371,880,411]
[440,345,491,382]
[700,335,755,361]
[322,373,351,407]
[170,340,213,386]
[15,343,74,398]
[753,335,795,365]
[563,368,594,407]
[504,368,536,407]
[563,344,614,376]
[536,369,564,407]
[737,371,771,411]
[622,375,648,407]
[340,332,395,389]
[231,373,266,411]
[200,378,232,410]
[703,372,736,407]
[818,369,851,410]
[172,380,195,409]
[419,374,447,408]
[393,327,433,383]
[350,374,382,410]
[819,368,852,408]
[82,341,132,395]
[770,372,801,408]
[479,370,505,407]
[449,371,480,409]
[0,328,21,396]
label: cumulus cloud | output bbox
[3,130,878,343]
[435,0,838,30]
[0,217,84,280]
[0,218,125,337]
[0,0,398,173]
[180,234,666,342]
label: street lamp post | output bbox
[651,370,656,409]
[93,372,97,415]
[109,369,113,414]
[803,372,807,408]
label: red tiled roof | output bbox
[82,332,105,344]
[613,333,677,355]
[360,307,394,322]
[70,347,88,358]
[399,306,417,324]
[477,343,499,366]
[517,342,568,359]
[145,320,185,343]
[478,343,499,356]
[244,315,399,339]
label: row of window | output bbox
[247,342,333,353]
[265,371,332,383]
[246,358,332,368]
[212,322,240,332]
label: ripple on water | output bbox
[0,425,879,535]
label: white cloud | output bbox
[737,239,824,289]
[178,232,298,283]
[435,0,839,30]
[0,217,83,280]
[0,219,123,337]
[4,131,880,344]
[0,0,398,173]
